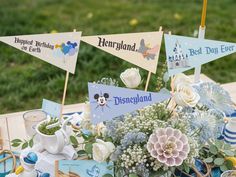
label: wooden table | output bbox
[0,74,235,151]
[221,82,236,105]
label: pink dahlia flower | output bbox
[147,127,190,166]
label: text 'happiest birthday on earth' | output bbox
[15,37,54,53]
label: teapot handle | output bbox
[61,117,73,144]
[54,130,66,153]
[50,117,73,153]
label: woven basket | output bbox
[0,150,17,174]
[176,161,211,177]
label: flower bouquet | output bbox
[69,68,236,177]
[12,68,236,177]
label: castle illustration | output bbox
[168,40,190,69]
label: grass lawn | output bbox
[0,0,235,114]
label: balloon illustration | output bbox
[54,41,78,57]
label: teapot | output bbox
[35,118,72,154]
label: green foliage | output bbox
[128,174,139,177]
[38,119,61,135]
[0,0,236,114]
[103,174,113,177]
[201,140,236,172]
[84,143,93,154]
[70,128,96,159]
[70,135,79,145]
[11,136,34,149]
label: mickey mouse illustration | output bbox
[94,92,110,111]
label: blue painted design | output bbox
[86,165,100,177]
[57,160,113,176]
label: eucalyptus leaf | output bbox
[70,136,79,145]
[209,145,218,155]
[225,160,234,170]
[215,140,223,149]
[22,142,28,149]
[220,165,228,172]
[183,163,190,173]
[214,158,224,166]
[204,157,213,163]
[224,143,232,150]
[224,150,235,157]
[82,133,91,140]
[11,139,22,143]
[103,174,113,177]
[128,174,139,177]
[85,143,93,154]
[12,142,21,147]
[29,138,34,148]
[77,150,86,156]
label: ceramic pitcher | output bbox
[223,118,236,148]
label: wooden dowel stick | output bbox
[5,118,11,150]
[144,71,152,91]
[60,71,69,119]
[144,26,163,91]
[201,0,208,27]
[60,28,77,119]
[194,0,207,83]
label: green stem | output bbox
[190,127,203,137]
[169,104,177,117]
[165,98,172,108]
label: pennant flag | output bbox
[81,31,163,73]
[0,32,82,74]
[164,34,236,76]
[42,99,62,118]
[88,83,171,124]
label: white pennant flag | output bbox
[0,32,82,74]
[81,31,163,73]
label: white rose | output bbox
[120,68,141,88]
[92,139,115,162]
[95,123,107,137]
[173,84,200,107]
[172,73,192,90]
[83,103,91,120]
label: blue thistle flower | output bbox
[120,130,147,148]
[194,82,234,115]
[187,110,224,143]
[136,163,150,177]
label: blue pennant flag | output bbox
[42,99,61,118]
[88,83,171,124]
[164,34,236,76]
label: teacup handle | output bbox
[54,130,66,153]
